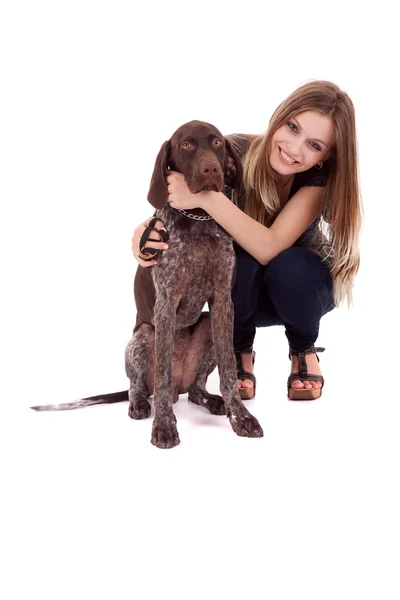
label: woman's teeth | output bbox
[280,148,297,164]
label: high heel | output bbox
[287,346,325,400]
[235,350,256,400]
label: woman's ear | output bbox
[147,140,171,208]
[224,137,243,193]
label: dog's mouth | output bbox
[189,182,223,194]
[200,183,220,192]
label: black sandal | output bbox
[235,350,256,400]
[287,346,325,400]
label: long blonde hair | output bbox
[230,80,362,307]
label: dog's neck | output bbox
[178,208,213,221]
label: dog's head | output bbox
[147,120,243,209]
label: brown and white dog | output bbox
[31,121,264,448]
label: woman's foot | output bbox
[236,349,324,395]
[236,352,255,392]
[290,352,323,390]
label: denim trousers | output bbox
[232,246,335,352]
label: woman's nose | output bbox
[287,145,301,161]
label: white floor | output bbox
[2,303,399,600]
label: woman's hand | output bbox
[131,217,168,267]
[167,171,208,210]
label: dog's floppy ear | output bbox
[147,140,171,208]
[224,137,243,193]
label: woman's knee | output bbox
[265,247,326,293]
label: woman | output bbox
[131,80,362,401]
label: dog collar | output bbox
[178,209,213,221]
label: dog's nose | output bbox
[200,162,219,175]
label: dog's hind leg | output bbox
[186,313,225,416]
[125,324,154,420]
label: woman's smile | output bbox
[278,145,299,165]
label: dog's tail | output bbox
[30,390,129,412]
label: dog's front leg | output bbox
[209,292,264,438]
[151,296,181,449]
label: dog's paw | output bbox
[227,401,264,438]
[188,391,226,415]
[151,418,180,449]
[204,394,226,416]
[128,398,151,420]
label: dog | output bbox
[31,120,264,448]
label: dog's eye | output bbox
[181,142,192,150]
[213,139,223,147]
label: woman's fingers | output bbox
[131,218,168,266]
[141,237,168,251]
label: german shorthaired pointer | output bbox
[32,120,264,448]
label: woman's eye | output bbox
[310,141,322,151]
[287,121,297,132]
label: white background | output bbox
[1,1,399,599]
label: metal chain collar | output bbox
[178,209,213,221]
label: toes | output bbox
[242,380,253,388]
[290,380,322,390]
[310,381,322,389]
[237,379,254,389]
[290,379,304,389]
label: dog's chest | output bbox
[152,221,235,316]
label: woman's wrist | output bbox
[201,190,221,213]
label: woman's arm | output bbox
[167,172,324,265]
[205,186,324,264]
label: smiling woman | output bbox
[131,80,362,402]
[270,112,335,174]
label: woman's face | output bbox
[269,110,335,176]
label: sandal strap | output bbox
[236,370,257,385]
[288,346,325,374]
[287,373,324,387]
[289,346,325,358]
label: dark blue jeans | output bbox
[232,246,335,352]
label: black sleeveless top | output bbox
[225,134,332,267]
